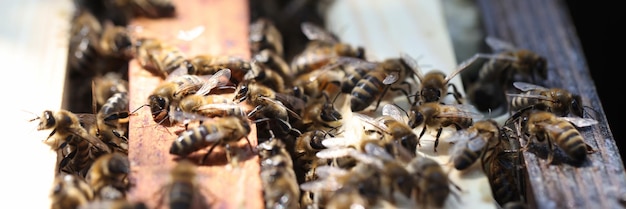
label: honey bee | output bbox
[405,52,509,105]
[299,162,385,208]
[481,133,525,206]
[98,22,134,60]
[257,137,301,209]
[85,152,131,200]
[408,102,483,152]
[478,36,548,89]
[251,49,293,83]
[169,115,252,164]
[405,156,459,208]
[244,60,287,93]
[130,0,177,18]
[298,100,343,131]
[352,104,419,155]
[78,199,148,209]
[249,17,284,57]
[147,68,231,124]
[349,56,417,112]
[186,54,251,85]
[50,173,95,209]
[68,9,103,74]
[508,81,585,117]
[522,110,597,164]
[233,80,304,137]
[290,21,365,77]
[293,130,333,176]
[155,159,213,209]
[292,62,344,103]
[445,119,501,170]
[31,109,111,154]
[134,37,189,78]
[93,72,129,108]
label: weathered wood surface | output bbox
[126,0,263,208]
[476,0,626,208]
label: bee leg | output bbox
[447,83,464,104]
[200,143,220,165]
[58,149,77,173]
[372,85,391,112]
[434,127,444,152]
[417,126,427,147]
[390,83,412,104]
[585,143,596,154]
[546,139,555,165]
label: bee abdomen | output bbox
[350,76,384,111]
[557,129,587,162]
[170,125,217,156]
[169,182,194,209]
[453,150,481,170]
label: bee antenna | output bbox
[131,104,151,115]
[23,109,40,122]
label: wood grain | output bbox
[125,0,263,208]
[476,0,626,208]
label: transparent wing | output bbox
[300,22,338,43]
[382,103,408,123]
[559,116,599,128]
[513,81,549,92]
[485,36,518,52]
[400,52,423,81]
[195,68,231,96]
[382,71,400,85]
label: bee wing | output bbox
[383,71,400,85]
[348,149,385,169]
[315,165,350,179]
[513,81,549,92]
[164,65,189,81]
[249,19,265,42]
[559,116,599,127]
[338,56,378,68]
[300,22,339,43]
[197,103,241,111]
[466,136,487,152]
[316,147,355,159]
[300,175,343,192]
[506,93,552,101]
[444,129,478,144]
[353,112,388,131]
[440,104,485,120]
[195,68,232,96]
[259,96,302,120]
[485,36,518,52]
[400,52,424,81]
[202,129,226,143]
[67,127,111,153]
[177,25,205,42]
[168,106,213,123]
[363,142,395,161]
[321,136,350,148]
[382,104,408,123]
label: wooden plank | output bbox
[324,1,496,208]
[476,0,626,208]
[126,0,263,208]
[1,0,73,208]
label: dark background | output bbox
[565,1,625,158]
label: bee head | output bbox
[36,110,56,130]
[234,82,250,103]
[148,95,168,121]
[408,107,424,129]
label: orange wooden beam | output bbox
[126,0,262,208]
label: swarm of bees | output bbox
[37,1,603,209]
